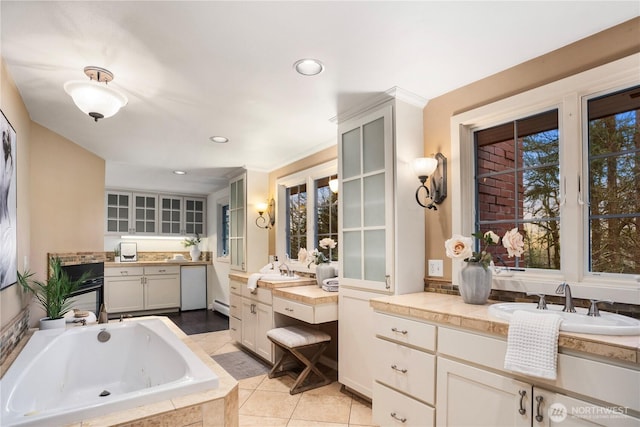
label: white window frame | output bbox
[276,159,338,272]
[451,54,640,303]
[216,195,230,262]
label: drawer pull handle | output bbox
[518,390,527,415]
[159,269,165,272]
[390,412,407,423]
[391,327,407,335]
[391,364,407,373]
[535,395,544,422]
[231,305,237,309]
[285,307,294,312]
[120,271,128,275]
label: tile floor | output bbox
[190,329,377,427]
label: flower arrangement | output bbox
[307,238,336,267]
[182,233,201,248]
[445,228,524,269]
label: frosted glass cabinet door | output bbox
[338,105,394,292]
[229,174,246,271]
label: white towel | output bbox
[259,264,277,274]
[247,273,262,292]
[504,310,562,380]
[322,278,339,286]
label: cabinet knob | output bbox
[390,412,407,423]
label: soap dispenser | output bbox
[98,304,108,324]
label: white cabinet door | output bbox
[339,105,394,293]
[533,388,640,427]
[436,357,531,427]
[183,197,206,236]
[241,298,257,351]
[105,191,133,234]
[255,302,274,363]
[373,382,435,427]
[145,273,180,310]
[229,315,242,343]
[105,276,144,313]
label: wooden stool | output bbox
[266,326,332,394]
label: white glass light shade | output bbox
[256,202,269,214]
[64,80,128,119]
[329,178,339,193]
[412,157,438,178]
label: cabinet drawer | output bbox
[144,265,179,275]
[242,284,273,305]
[105,267,144,277]
[230,293,242,319]
[273,296,314,323]
[229,316,241,342]
[229,279,243,296]
[374,312,436,352]
[373,382,435,427]
[374,337,436,404]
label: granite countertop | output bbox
[272,285,338,305]
[370,292,640,365]
[228,272,316,289]
[105,260,211,267]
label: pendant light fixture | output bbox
[64,66,128,122]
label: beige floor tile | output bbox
[240,390,301,419]
[348,398,374,426]
[290,393,352,424]
[257,375,295,393]
[238,374,266,390]
[303,380,347,397]
[212,341,243,355]
[239,415,289,427]
[287,420,348,427]
[238,388,254,408]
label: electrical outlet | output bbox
[428,259,444,277]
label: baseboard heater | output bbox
[212,300,229,317]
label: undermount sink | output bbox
[488,302,640,336]
[258,273,301,282]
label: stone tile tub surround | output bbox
[0,317,239,427]
[371,292,640,365]
[0,307,29,367]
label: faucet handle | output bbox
[526,293,548,310]
[587,300,613,317]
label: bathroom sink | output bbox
[488,302,640,336]
[258,273,301,282]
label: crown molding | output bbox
[329,86,428,124]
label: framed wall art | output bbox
[1,109,17,289]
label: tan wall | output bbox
[0,59,106,328]
[0,60,32,328]
[423,17,640,281]
[267,145,337,254]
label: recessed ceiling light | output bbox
[293,58,324,76]
[210,136,229,143]
[173,170,186,175]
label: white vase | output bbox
[39,317,66,330]
[315,263,335,287]
[458,262,492,304]
[189,246,201,261]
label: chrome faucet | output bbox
[279,262,294,277]
[555,282,576,313]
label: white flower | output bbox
[484,230,500,245]
[445,235,474,260]
[502,228,525,258]
[319,238,336,249]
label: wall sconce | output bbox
[412,153,447,210]
[328,178,339,193]
[256,198,275,229]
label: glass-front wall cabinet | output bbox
[339,106,394,292]
[229,174,246,271]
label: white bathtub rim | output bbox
[1,318,219,427]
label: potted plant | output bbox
[113,244,121,262]
[182,233,202,261]
[18,257,89,329]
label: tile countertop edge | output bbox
[105,260,212,267]
[370,293,640,365]
[228,272,316,289]
[272,286,339,305]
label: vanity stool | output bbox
[266,325,332,394]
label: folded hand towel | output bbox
[247,273,262,292]
[504,310,562,380]
[322,278,339,286]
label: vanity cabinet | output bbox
[229,278,274,363]
[104,266,180,314]
[337,93,425,398]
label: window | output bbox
[452,54,639,298]
[587,85,640,274]
[218,203,229,257]
[475,110,560,270]
[276,160,339,265]
[315,174,338,261]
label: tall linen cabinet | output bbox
[337,92,426,399]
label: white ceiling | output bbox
[2,1,638,194]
